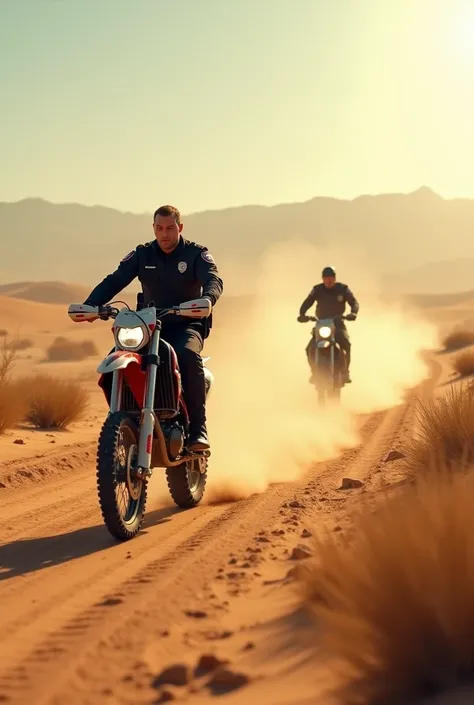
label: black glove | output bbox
[297,314,309,323]
[346,313,357,321]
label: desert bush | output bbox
[80,340,99,357]
[6,337,33,351]
[0,339,24,433]
[0,380,26,434]
[454,350,474,378]
[45,337,99,362]
[0,329,7,337]
[408,384,474,474]
[0,337,17,384]
[19,374,88,429]
[301,471,474,705]
[443,329,474,351]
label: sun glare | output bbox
[452,10,474,57]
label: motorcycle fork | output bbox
[313,337,335,381]
[136,328,161,477]
[109,345,122,413]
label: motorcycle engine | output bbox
[162,421,184,461]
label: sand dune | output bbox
[0,294,77,334]
[0,281,91,305]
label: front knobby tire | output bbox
[166,457,207,509]
[97,412,147,541]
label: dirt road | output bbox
[0,358,442,705]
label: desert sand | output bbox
[0,254,473,705]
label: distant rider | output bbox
[297,266,359,383]
[83,204,223,452]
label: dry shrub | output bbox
[0,381,26,434]
[80,340,99,357]
[302,470,474,704]
[20,374,88,429]
[6,337,33,351]
[454,350,474,378]
[443,329,474,351]
[0,329,7,337]
[0,337,17,384]
[0,339,24,433]
[408,384,474,475]
[46,337,99,362]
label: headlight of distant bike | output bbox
[117,326,145,350]
[318,326,332,339]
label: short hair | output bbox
[153,205,181,224]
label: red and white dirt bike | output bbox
[68,297,214,541]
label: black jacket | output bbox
[299,282,359,320]
[84,237,223,333]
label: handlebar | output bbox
[304,314,352,323]
[97,304,188,320]
[68,298,212,325]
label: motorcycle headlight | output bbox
[318,325,332,339]
[117,326,145,349]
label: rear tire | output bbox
[315,350,331,407]
[97,412,147,541]
[329,386,341,402]
[166,457,207,508]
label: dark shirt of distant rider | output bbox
[298,268,359,322]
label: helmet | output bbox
[322,266,336,278]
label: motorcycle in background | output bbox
[305,314,352,406]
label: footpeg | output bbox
[136,467,153,479]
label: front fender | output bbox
[97,350,142,374]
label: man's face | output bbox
[153,214,183,253]
[322,275,336,288]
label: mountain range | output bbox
[1,187,474,295]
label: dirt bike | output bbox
[68,297,214,541]
[305,314,352,406]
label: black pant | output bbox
[305,324,351,371]
[161,324,206,431]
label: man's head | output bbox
[153,205,183,253]
[322,266,336,288]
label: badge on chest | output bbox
[178,261,188,273]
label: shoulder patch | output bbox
[201,250,215,264]
[120,250,135,263]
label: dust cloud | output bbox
[203,240,439,502]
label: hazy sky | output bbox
[1,0,473,214]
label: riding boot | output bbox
[185,375,210,451]
[344,349,352,383]
[305,339,317,384]
[188,416,210,451]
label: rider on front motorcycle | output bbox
[297,266,359,383]
[82,204,223,452]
